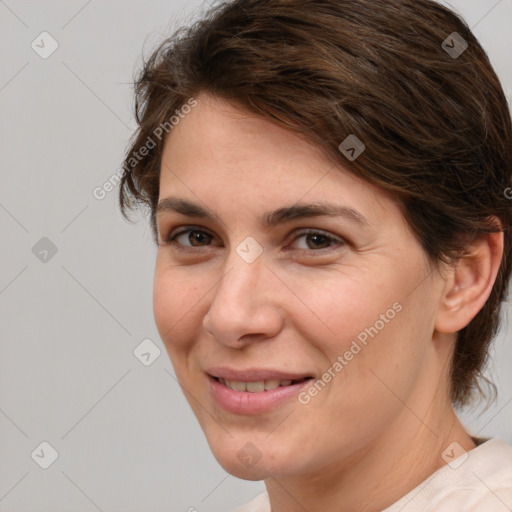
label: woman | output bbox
[118,0,512,510]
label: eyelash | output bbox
[162,226,346,255]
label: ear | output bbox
[435,219,504,334]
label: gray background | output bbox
[0,1,511,511]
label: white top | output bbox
[232,438,512,511]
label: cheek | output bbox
[152,266,204,351]
[289,270,396,354]
[319,288,432,419]
[293,268,430,401]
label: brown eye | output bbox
[291,229,345,252]
[165,228,216,247]
[185,230,212,246]
[304,233,332,249]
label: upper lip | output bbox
[206,367,313,382]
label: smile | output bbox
[214,376,311,392]
[208,374,314,414]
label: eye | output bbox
[161,226,345,254]
[164,227,216,248]
[289,229,345,253]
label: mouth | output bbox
[211,375,313,393]
[206,372,315,414]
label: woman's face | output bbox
[153,92,449,480]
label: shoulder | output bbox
[231,491,270,512]
[385,438,512,512]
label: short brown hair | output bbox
[119,0,512,408]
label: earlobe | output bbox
[435,224,504,334]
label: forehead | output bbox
[158,93,400,228]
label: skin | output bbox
[153,92,504,512]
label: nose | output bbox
[202,253,284,348]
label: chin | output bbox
[206,432,298,480]
[220,458,270,481]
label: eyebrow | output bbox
[155,197,370,228]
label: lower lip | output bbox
[207,375,312,415]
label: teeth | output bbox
[246,381,265,392]
[218,378,302,392]
[264,379,281,391]
[229,380,246,392]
